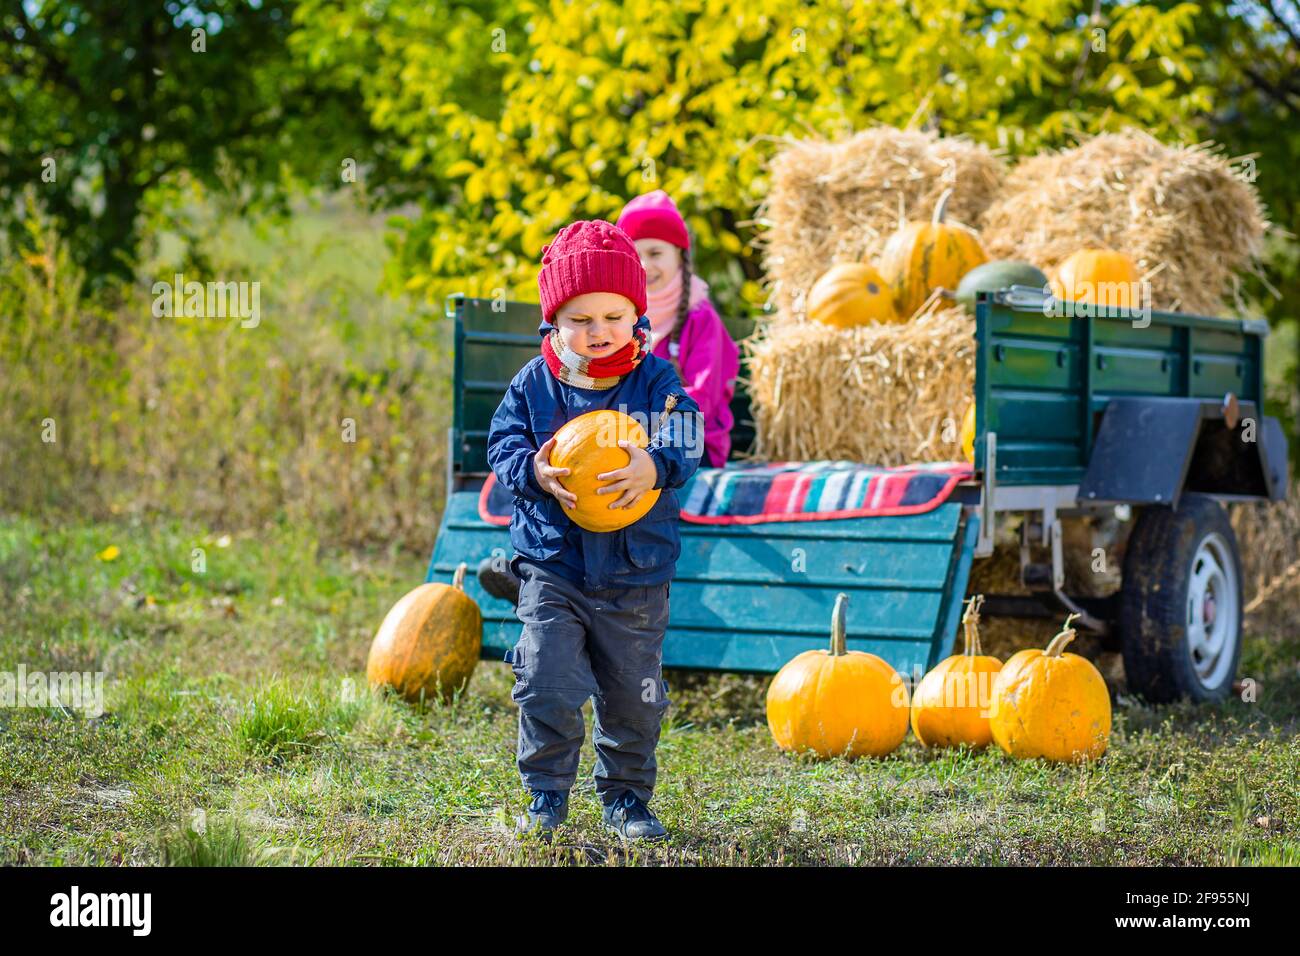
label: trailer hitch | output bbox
[1020,514,1110,636]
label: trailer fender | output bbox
[1260,415,1290,502]
[1078,397,1280,507]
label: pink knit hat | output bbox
[538,220,647,323]
[616,190,690,250]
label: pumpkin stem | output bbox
[1044,613,1080,657]
[452,562,468,591]
[962,594,985,657]
[830,592,849,657]
[932,188,954,225]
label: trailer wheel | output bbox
[1118,495,1243,703]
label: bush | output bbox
[0,195,450,553]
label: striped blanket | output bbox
[477,460,973,526]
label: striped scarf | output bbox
[540,313,652,390]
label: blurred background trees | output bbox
[0,0,379,282]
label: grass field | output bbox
[1,514,1297,866]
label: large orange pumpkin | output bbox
[806,263,900,328]
[989,614,1112,763]
[766,593,910,759]
[550,409,661,532]
[910,595,1003,748]
[879,188,988,319]
[1049,248,1141,309]
[366,563,482,703]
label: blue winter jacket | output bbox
[486,317,705,591]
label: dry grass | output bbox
[757,126,1005,319]
[744,305,975,464]
[0,202,448,554]
[979,129,1270,316]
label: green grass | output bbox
[235,678,364,759]
[158,814,301,867]
[1,513,1296,866]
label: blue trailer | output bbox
[427,290,1288,702]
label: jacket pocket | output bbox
[514,495,568,557]
[625,518,680,570]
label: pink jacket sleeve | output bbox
[674,297,740,467]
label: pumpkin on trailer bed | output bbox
[366,562,482,703]
[766,593,910,759]
[959,402,976,464]
[1050,248,1141,309]
[806,262,900,328]
[910,595,1002,749]
[550,409,661,532]
[878,188,988,320]
[989,613,1112,763]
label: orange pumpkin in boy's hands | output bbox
[549,410,660,532]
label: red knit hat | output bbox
[616,190,690,250]
[538,220,647,323]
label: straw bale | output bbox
[979,129,1268,315]
[758,127,1005,318]
[743,305,976,465]
[1232,481,1300,633]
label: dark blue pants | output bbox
[508,559,671,804]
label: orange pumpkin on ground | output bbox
[807,262,900,327]
[766,593,910,759]
[1049,248,1141,309]
[989,613,1112,762]
[878,188,988,319]
[366,563,482,703]
[550,409,661,532]
[911,595,1003,748]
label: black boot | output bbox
[477,555,521,605]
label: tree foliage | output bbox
[294,0,1211,319]
[1161,0,1299,450]
[0,0,374,280]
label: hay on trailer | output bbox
[979,129,1269,316]
[968,544,1028,597]
[758,127,1006,318]
[743,305,976,465]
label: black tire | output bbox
[1119,494,1243,703]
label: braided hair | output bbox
[665,240,692,381]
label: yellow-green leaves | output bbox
[293,0,1209,319]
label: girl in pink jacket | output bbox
[616,191,740,468]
